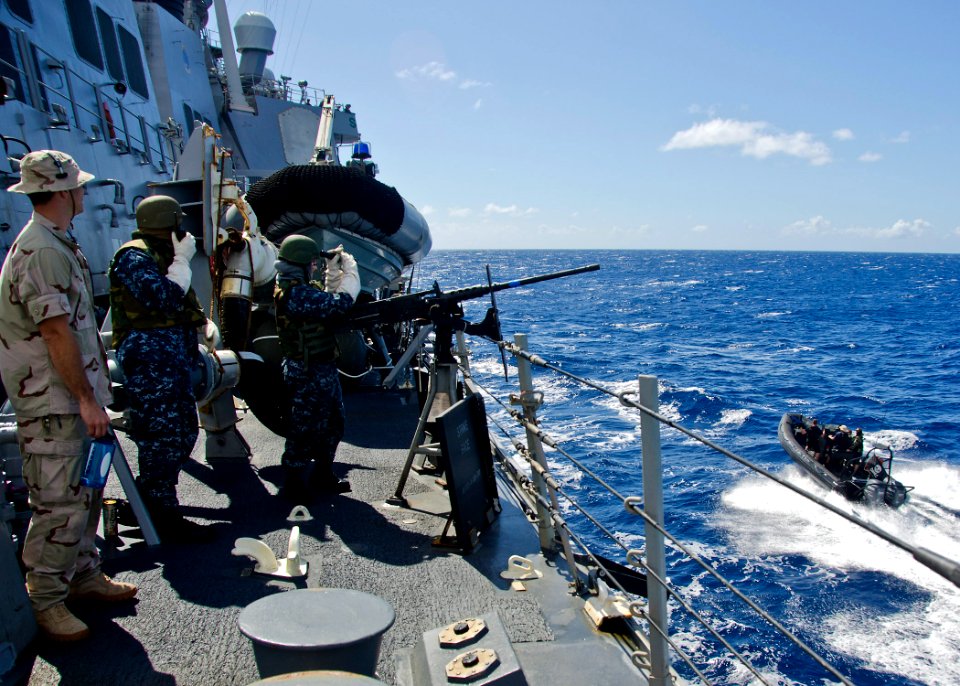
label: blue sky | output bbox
[219,1,959,252]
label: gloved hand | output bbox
[336,250,361,301]
[323,245,345,293]
[165,231,194,292]
[172,231,197,262]
[200,318,220,352]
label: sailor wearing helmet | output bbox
[273,234,360,501]
[108,195,214,540]
[0,150,137,641]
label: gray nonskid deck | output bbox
[26,389,643,686]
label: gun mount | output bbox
[345,263,601,364]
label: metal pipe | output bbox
[637,375,670,686]
[95,179,125,205]
[138,115,152,165]
[513,334,560,556]
[212,0,255,113]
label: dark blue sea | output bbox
[417,250,960,686]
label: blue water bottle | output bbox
[80,436,115,489]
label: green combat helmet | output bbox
[136,195,183,233]
[278,235,321,265]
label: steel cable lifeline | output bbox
[472,346,857,685]
[469,374,828,686]
[499,340,960,590]
[474,396,717,685]
[505,429,764,686]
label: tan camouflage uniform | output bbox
[0,212,113,611]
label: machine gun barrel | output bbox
[439,263,600,302]
[345,263,600,328]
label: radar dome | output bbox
[234,12,276,55]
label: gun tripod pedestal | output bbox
[108,419,160,546]
[386,360,459,507]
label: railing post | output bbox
[514,333,556,552]
[637,375,671,686]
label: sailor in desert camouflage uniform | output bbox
[0,150,137,642]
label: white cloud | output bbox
[890,130,911,144]
[448,207,472,217]
[783,216,930,240]
[420,204,436,216]
[459,79,491,90]
[473,99,483,111]
[688,103,720,118]
[395,61,456,82]
[662,118,832,165]
[783,215,835,237]
[875,219,929,239]
[833,128,854,141]
[692,224,709,233]
[483,203,539,216]
[859,152,882,163]
[954,226,960,237]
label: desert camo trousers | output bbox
[19,414,102,611]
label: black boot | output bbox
[309,466,351,495]
[280,466,311,503]
[134,479,217,543]
[150,506,218,543]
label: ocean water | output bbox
[416,250,960,686]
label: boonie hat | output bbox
[8,150,94,194]
[839,425,850,432]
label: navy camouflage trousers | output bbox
[282,358,344,472]
[117,332,198,508]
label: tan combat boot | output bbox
[35,603,90,641]
[69,573,138,602]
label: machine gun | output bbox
[346,263,601,365]
[355,262,600,510]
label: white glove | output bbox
[172,231,196,261]
[200,318,220,352]
[166,231,194,292]
[323,245,345,293]
[336,250,361,301]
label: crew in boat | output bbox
[805,418,823,462]
[851,427,864,457]
[824,424,853,473]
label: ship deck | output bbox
[25,388,643,686]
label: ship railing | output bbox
[0,47,173,174]
[204,28,326,106]
[453,331,878,685]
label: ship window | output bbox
[5,0,33,24]
[182,104,196,135]
[64,0,103,70]
[0,25,23,102]
[95,7,123,84]
[117,25,147,99]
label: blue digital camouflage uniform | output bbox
[111,249,199,508]
[277,284,354,475]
